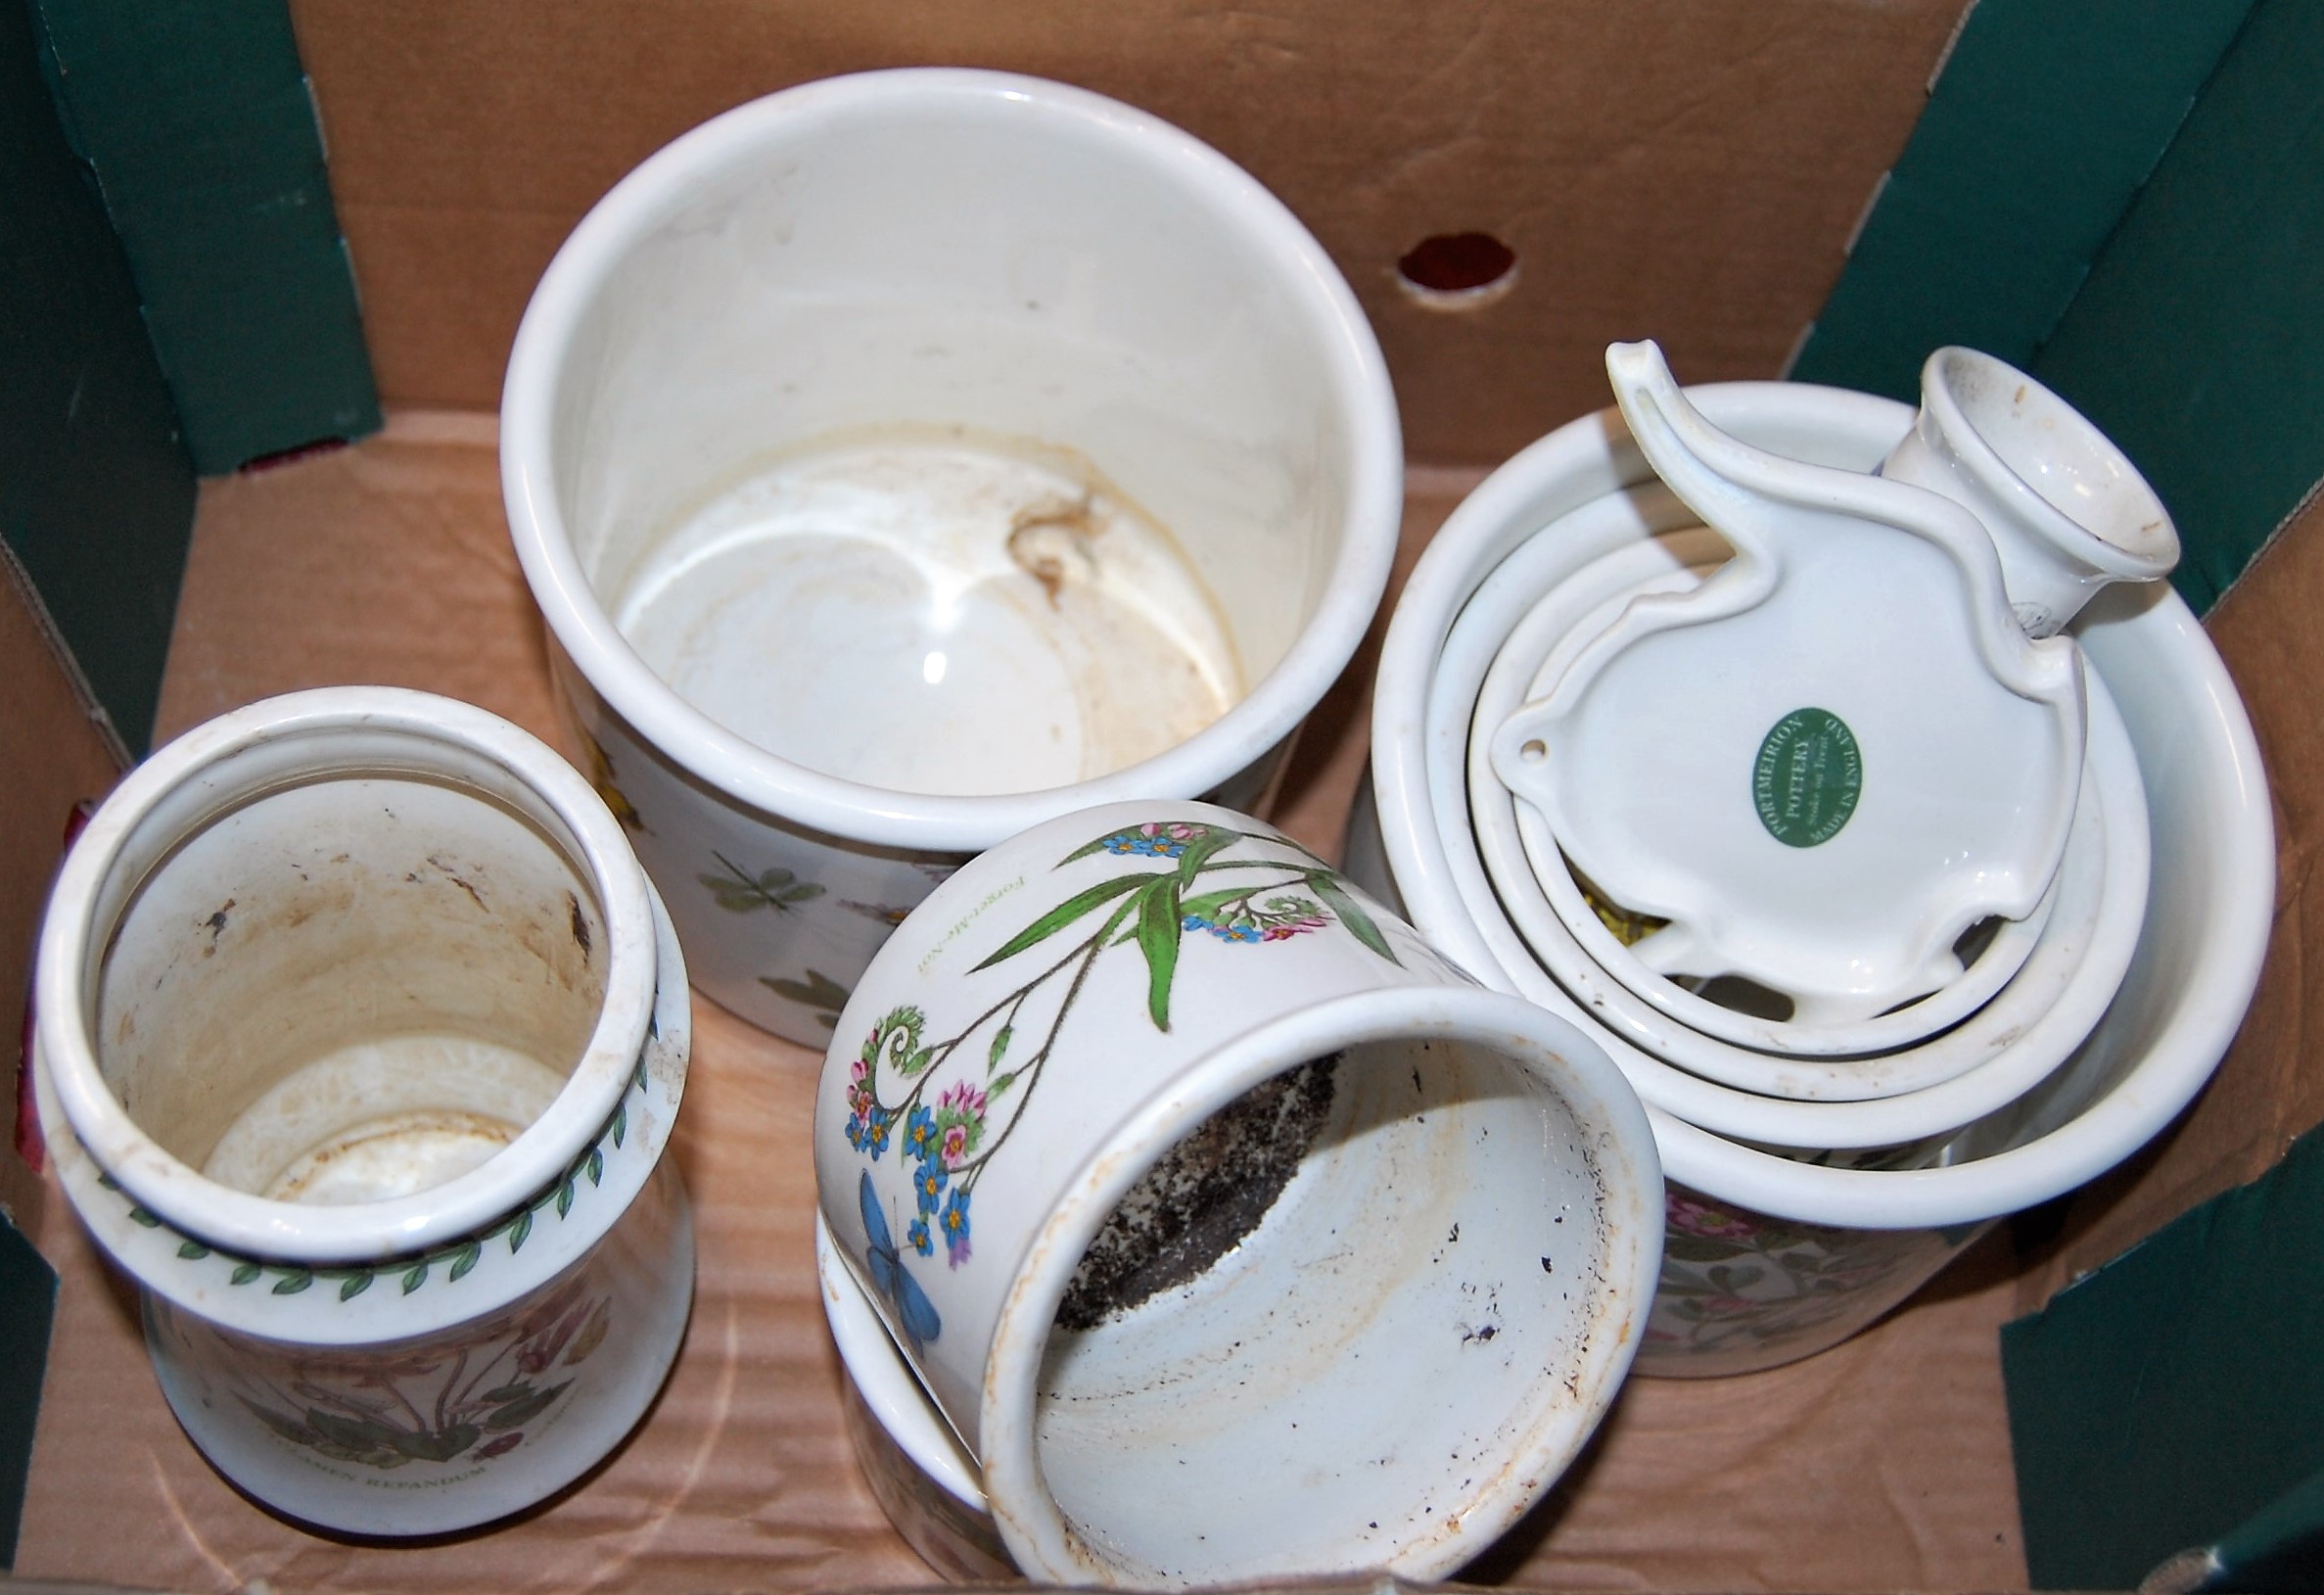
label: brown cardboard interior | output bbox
[0,556,121,1243]
[12,416,2035,1593]
[2011,489,2324,1315]
[284,0,1969,466]
[13,3,2324,1586]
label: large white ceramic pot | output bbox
[33,688,694,1533]
[1364,383,2273,1377]
[502,70,1402,1044]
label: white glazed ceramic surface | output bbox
[1491,344,2086,1025]
[503,70,1402,1044]
[813,800,1661,1586]
[1429,482,2144,1140]
[817,1215,1016,1580]
[1466,511,2068,1067]
[1466,531,2148,1113]
[1642,1186,1989,1378]
[33,688,695,1533]
[1368,382,2272,1372]
[1882,348,2180,639]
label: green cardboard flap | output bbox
[2003,1125,2324,1590]
[28,0,380,474]
[0,1209,59,1569]
[1792,0,2252,402]
[2029,0,2324,615]
[0,0,197,755]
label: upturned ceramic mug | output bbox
[502,70,1403,1045]
[813,800,1662,1587]
[32,688,694,1535]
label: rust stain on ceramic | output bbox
[1006,492,1102,608]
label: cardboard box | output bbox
[6,2,2321,1589]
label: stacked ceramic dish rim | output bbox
[1357,360,2275,1377]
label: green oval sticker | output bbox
[1752,708,1862,848]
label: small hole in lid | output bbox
[1396,232,1519,309]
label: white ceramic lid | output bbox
[1489,343,2087,1024]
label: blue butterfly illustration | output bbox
[860,1169,941,1352]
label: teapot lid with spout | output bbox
[1489,340,2096,1025]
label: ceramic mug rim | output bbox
[971,983,1663,1586]
[1917,346,2177,579]
[500,67,1403,854]
[35,686,660,1264]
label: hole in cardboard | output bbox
[1396,232,1518,309]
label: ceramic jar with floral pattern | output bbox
[502,70,1405,1047]
[32,688,693,1535]
[813,800,1663,1586]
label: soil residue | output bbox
[1055,1055,1338,1332]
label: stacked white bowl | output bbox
[1357,371,2274,1377]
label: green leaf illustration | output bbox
[272,1269,314,1295]
[241,1398,320,1446]
[1058,833,1127,866]
[556,1176,576,1219]
[585,1147,604,1187]
[230,1262,262,1287]
[1309,871,1399,964]
[973,873,1145,970]
[127,1206,161,1228]
[1173,827,1236,878]
[702,854,827,915]
[482,1384,534,1403]
[449,1242,483,1282]
[760,967,851,1022]
[176,1240,210,1260]
[483,1382,569,1432]
[391,1422,482,1463]
[1662,1234,1755,1265]
[988,1025,1013,1068]
[509,1208,534,1252]
[338,1271,373,1301]
[1178,885,1255,921]
[1270,831,1334,868]
[1135,877,1185,1031]
[988,1070,1017,1100]
[611,1102,627,1149]
[401,1262,429,1294]
[308,1423,399,1469]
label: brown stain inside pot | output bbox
[1006,491,1101,607]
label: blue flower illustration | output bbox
[1100,821,1208,859]
[913,1156,948,1214]
[860,1112,891,1160]
[941,1188,973,1268]
[907,1216,935,1257]
[905,1104,940,1161]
